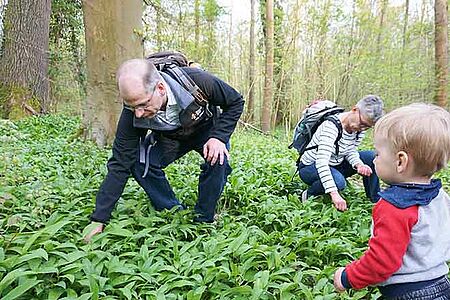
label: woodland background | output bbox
[0,0,449,144]
[1,1,450,299]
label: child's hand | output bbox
[356,164,372,176]
[330,191,347,211]
[333,267,346,292]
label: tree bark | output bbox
[0,0,51,117]
[376,0,387,54]
[434,0,448,107]
[402,0,409,49]
[247,0,256,123]
[82,0,143,147]
[261,0,274,132]
[194,0,200,53]
[155,0,162,51]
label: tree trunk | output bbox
[155,0,162,51]
[376,0,387,54]
[228,1,233,82]
[0,2,7,50]
[82,0,143,147]
[247,0,256,123]
[194,0,200,54]
[402,0,409,49]
[0,0,51,118]
[337,0,356,102]
[434,0,448,107]
[261,0,274,132]
[399,0,409,102]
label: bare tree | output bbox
[261,0,273,132]
[0,0,51,117]
[434,0,448,107]
[247,0,256,122]
[82,0,143,147]
[194,0,200,51]
[376,0,388,54]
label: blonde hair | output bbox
[374,103,450,176]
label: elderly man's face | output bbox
[122,82,166,119]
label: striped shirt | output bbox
[300,114,364,193]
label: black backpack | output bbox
[135,51,214,177]
[289,100,344,157]
[132,51,213,130]
[147,51,212,126]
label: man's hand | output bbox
[203,138,229,165]
[330,191,347,211]
[356,164,372,176]
[83,222,104,243]
[333,267,346,292]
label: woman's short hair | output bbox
[374,103,450,176]
[356,95,384,123]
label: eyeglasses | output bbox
[358,110,373,130]
[123,86,157,112]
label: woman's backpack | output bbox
[289,100,344,157]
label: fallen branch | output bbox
[238,119,266,134]
[22,103,39,115]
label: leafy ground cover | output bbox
[1,115,449,300]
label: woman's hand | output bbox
[330,191,347,211]
[356,164,372,176]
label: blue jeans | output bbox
[298,150,380,202]
[385,276,450,300]
[131,128,232,223]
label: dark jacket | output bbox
[90,67,244,223]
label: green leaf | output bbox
[0,269,36,293]
[228,231,248,253]
[22,220,70,252]
[186,286,206,300]
[13,248,48,268]
[78,293,93,300]
[251,270,270,299]
[2,279,42,300]
[88,275,99,300]
[105,227,133,237]
[61,274,75,284]
[48,288,65,300]
[119,282,135,300]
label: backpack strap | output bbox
[139,132,156,178]
[325,116,343,156]
[164,67,213,118]
[301,116,343,155]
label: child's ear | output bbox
[396,151,409,173]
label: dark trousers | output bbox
[131,129,231,223]
[385,276,450,300]
[298,150,380,202]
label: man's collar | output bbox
[160,77,176,107]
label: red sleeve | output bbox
[344,199,418,289]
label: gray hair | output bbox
[117,59,161,92]
[142,61,162,91]
[356,95,384,122]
